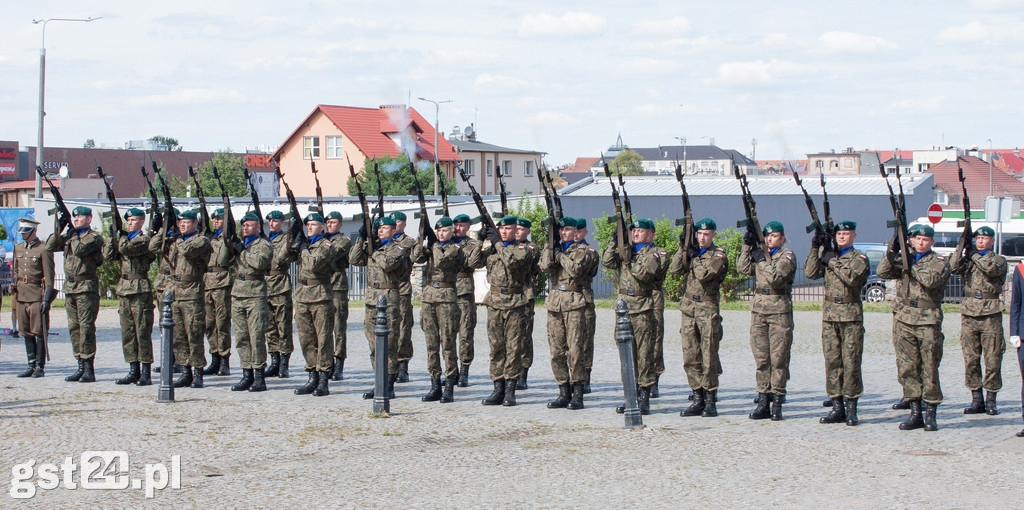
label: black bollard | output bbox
[157,290,175,403]
[615,299,643,429]
[373,295,390,414]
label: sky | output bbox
[3,0,1024,166]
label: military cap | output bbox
[72,206,92,216]
[211,208,225,219]
[17,218,39,233]
[762,221,784,235]
[575,218,587,229]
[974,226,995,237]
[557,217,577,228]
[172,207,181,216]
[390,211,407,221]
[695,218,717,231]
[377,217,397,227]
[453,214,471,224]
[304,213,325,224]
[497,215,518,226]
[266,210,285,220]
[325,211,343,221]
[240,212,260,223]
[907,224,934,238]
[123,208,146,219]
[517,218,532,229]
[629,218,655,231]
[834,220,856,232]
[179,209,198,221]
[435,216,454,228]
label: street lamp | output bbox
[32,16,102,199]
[417,96,452,194]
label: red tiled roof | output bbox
[995,150,1024,173]
[0,179,38,190]
[927,155,1024,209]
[572,157,598,173]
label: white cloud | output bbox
[816,31,897,53]
[970,0,1024,10]
[518,12,606,37]
[716,59,805,84]
[889,95,945,111]
[633,17,691,34]
[938,21,992,43]
[765,119,800,135]
[526,112,577,125]
[128,88,246,106]
[761,33,800,47]
[473,74,529,92]
[616,58,678,74]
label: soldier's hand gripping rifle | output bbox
[94,158,123,259]
[311,160,325,215]
[211,164,238,248]
[36,166,73,234]
[456,162,499,233]
[733,162,770,259]
[674,163,697,264]
[604,161,631,264]
[242,166,266,238]
[434,163,450,217]
[879,164,911,273]
[140,158,163,234]
[276,166,308,250]
[187,161,212,237]
[410,163,438,249]
[346,155,375,255]
[954,158,974,271]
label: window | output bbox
[303,136,320,159]
[464,160,474,176]
[502,161,511,176]
[525,161,533,177]
[326,136,343,158]
[486,160,493,177]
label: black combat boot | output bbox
[190,366,203,388]
[681,388,706,417]
[547,384,571,409]
[18,336,38,378]
[115,362,141,385]
[702,390,718,417]
[845,397,859,426]
[387,373,397,399]
[331,356,345,381]
[770,394,783,421]
[820,397,846,424]
[362,385,375,400]
[422,377,442,402]
[312,371,330,396]
[153,362,183,374]
[136,364,152,386]
[80,358,96,383]
[397,361,410,383]
[202,353,222,376]
[583,368,592,394]
[899,400,924,430]
[172,365,193,387]
[822,397,833,407]
[963,389,986,414]
[637,387,651,415]
[458,363,470,388]
[650,376,660,399]
[923,403,939,431]
[278,353,290,378]
[516,368,529,390]
[985,391,999,415]
[440,377,455,403]
[32,339,46,378]
[482,380,505,405]
[502,379,518,406]
[248,367,267,392]
[264,352,281,377]
[892,398,911,410]
[231,369,255,391]
[66,359,86,382]
[217,355,230,376]
[295,371,318,395]
[567,384,585,410]
[749,393,770,420]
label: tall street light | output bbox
[417,97,452,194]
[32,16,102,199]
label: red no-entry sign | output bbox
[927,203,943,224]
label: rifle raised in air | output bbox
[733,162,770,258]
[674,163,696,264]
[434,163,450,217]
[187,160,212,237]
[35,166,73,233]
[410,163,438,248]
[954,158,974,271]
[311,160,325,215]
[346,154,376,255]
[242,167,266,237]
[603,160,631,264]
[139,158,163,234]
[456,162,498,232]
[94,158,123,259]
[879,161,912,277]
[276,166,307,248]
[211,164,237,245]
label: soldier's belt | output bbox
[18,276,43,285]
[66,275,97,284]
[618,287,651,298]
[237,273,266,281]
[371,282,397,289]
[427,281,455,289]
[206,266,229,273]
[758,287,786,296]
[556,283,582,292]
[825,294,860,304]
[691,293,719,303]
[269,270,289,276]
[908,299,939,309]
[299,277,330,286]
[457,271,475,278]
[121,274,147,280]
[971,291,1000,299]
[172,275,201,282]
[494,285,524,295]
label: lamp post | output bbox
[417,97,452,194]
[32,16,102,200]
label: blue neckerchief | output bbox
[326,232,339,239]
[699,247,709,256]
[978,249,990,256]
[503,240,514,247]
[244,234,259,248]
[840,246,853,256]
[380,237,393,247]
[561,241,575,251]
[633,243,651,254]
[453,236,464,243]
[214,228,223,237]
[915,251,930,263]
[309,234,323,245]
[127,231,142,240]
[269,231,281,241]
[769,247,780,257]
[439,240,450,247]
[182,232,196,241]
[167,229,176,236]
[76,228,90,236]
[393,233,402,240]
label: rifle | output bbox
[311,160,325,215]
[211,164,237,245]
[791,165,837,253]
[615,169,633,222]
[456,161,499,232]
[434,163,450,217]
[733,162,770,258]
[139,158,163,234]
[673,163,696,263]
[498,170,509,217]
[409,163,437,247]
[346,154,375,255]
[242,166,266,237]
[603,160,631,264]
[879,163,911,277]
[35,166,73,233]
[94,158,123,259]
[275,166,307,247]
[954,158,973,270]
[373,160,385,224]
[542,163,563,219]
[154,160,177,255]
[187,160,212,237]
[537,164,558,261]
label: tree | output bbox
[161,152,248,198]
[609,149,643,176]
[149,135,182,151]
[83,139,96,149]
[345,154,458,196]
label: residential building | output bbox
[446,124,544,195]
[926,155,1024,211]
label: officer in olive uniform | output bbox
[229,212,273,393]
[480,215,535,407]
[166,209,213,388]
[877,224,951,431]
[602,218,663,415]
[202,208,234,377]
[350,216,409,400]
[737,220,796,421]
[670,218,729,418]
[104,208,156,386]
[46,206,104,383]
[452,214,485,387]
[292,213,336,397]
[515,218,540,390]
[12,218,55,378]
[540,217,599,410]
[390,211,417,383]
[263,210,297,378]
[804,220,870,426]
[325,211,352,381]
[950,225,1006,416]
[574,218,598,393]
[412,216,465,403]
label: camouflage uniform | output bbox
[327,233,352,366]
[232,235,272,370]
[349,236,408,376]
[483,238,535,385]
[166,230,212,370]
[454,234,485,377]
[266,230,297,357]
[651,243,671,391]
[393,232,417,373]
[669,243,728,395]
[12,233,55,375]
[520,239,540,379]
[579,239,598,378]
[413,239,464,381]
[601,241,663,390]
[294,235,335,372]
[46,227,104,362]
[104,230,156,364]
[950,246,1007,404]
[204,231,234,363]
[737,242,796,397]
[539,241,599,388]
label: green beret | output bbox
[123,208,146,219]
[517,218,532,229]
[377,217,397,227]
[762,221,784,235]
[453,214,471,224]
[694,218,717,231]
[575,218,587,229]
[435,216,454,228]
[497,215,518,226]
[907,224,934,238]
[834,220,856,232]
[72,206,92,216]
[390,211,407,221]
[172,207,181,216]
[325,211,343,221]
[974,226,995,237]
[240,212,260,223]
[211,208,224,219]
[557,217,577,228]
[629,219,655,231]
[304,213,325,224]
[266,210,284,220]
[179,209,198,221]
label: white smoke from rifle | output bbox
[382,105,418,172]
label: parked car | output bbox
[854,242,964,303]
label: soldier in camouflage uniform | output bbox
[540,217,599,410]
[602,218,663,415]
[390,211,417,383]
[650,222,671,399]
[877,224,951,431]
[202,208,234,377]
[12,218,55,379]
[325,211,352,381]
[412,216,465,403]
[104,208,156,386]
[350,216,409,400]
[47,206,104,383]
[229,212,273,393]
[291,213,336,397]
[263,210,297,378]
[164,209,213,388]
[804,221,870,426]
[670,218,729,418]
[950,226,1006,416]
[452,214,485,387]
[515,218,540,390]
[151,208,180,375]
[737,220,796,421]
[574,218,598,393]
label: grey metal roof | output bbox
[562,173,934,197]
[449,138,543,155]
[632,145,728,161]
